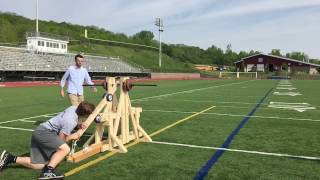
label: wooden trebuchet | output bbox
[66,77,152,163]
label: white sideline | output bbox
[143,109,320,122]
[132,80,255,101]
[1,125,319,161]
[150,141,320,161]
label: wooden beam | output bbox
[67,143,103,163]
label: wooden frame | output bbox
[67,77,152,163]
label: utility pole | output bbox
[36,0,39,33]
[155,18,164,68]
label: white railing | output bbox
[219,72,258,79]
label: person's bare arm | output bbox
[58,132,67,141]
[59,131,80,142]
[59,122,86,142]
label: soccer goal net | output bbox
[219,72,258,79]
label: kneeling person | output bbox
[0,101,95,179]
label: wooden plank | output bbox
[67,143,103,163]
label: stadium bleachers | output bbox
[0,46,142,73]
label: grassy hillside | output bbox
[69,44,196,72]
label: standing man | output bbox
[60,54,97,106]
[0,101,95,179]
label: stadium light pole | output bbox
[155,18,164,68]
[36,0,39,33]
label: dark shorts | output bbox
[31,126,65,164]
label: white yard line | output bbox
[0,126,97,138]
[0,126,33,131]
[0,112,58,125]
[42,115,55,118]
[143,109,320,122]
[0,119,25,125]
[19,120,37,123]
[150,141,320,161]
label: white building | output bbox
[26,32,69,54]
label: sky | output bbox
[0,0,320,59]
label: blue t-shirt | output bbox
[41,106,78,135]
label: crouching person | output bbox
[0,101,95,179]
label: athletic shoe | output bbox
[0,150,10,171]
[38,166,64,180]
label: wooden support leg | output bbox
[129,111,139,139]
[95,124,104,143]
[108,119,113,150]
[137,125,152,142]
[83,135,95,148]
[109,133,128,153]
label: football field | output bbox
[0,79,319,179]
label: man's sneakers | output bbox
[0,150,17,171]
[38,165,64,180]
[0,150,12,171]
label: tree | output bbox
[226,44,232,53]
[286,52,305,61]
[204,45,225,65]
[223,44,239,65]
[270,49,282,56]
[132,31,154,45]
[238,51,249,59]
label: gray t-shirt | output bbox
[41,106,78,135]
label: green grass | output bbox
[0,79,320,179]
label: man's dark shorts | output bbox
[31,126,65,164]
